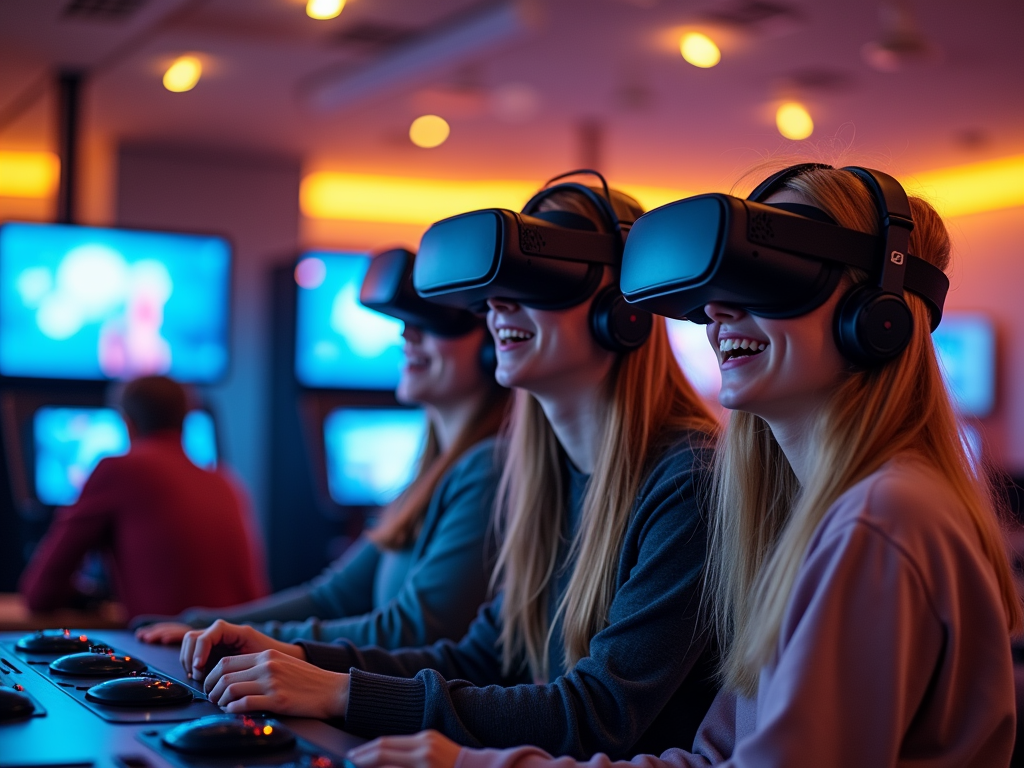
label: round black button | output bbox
[16,630,90,654]
[49,652,147,677]
[86,676,193,707]
[162,714,296,755]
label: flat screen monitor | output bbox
[323,407,427,506]
[33,407,218,506]
[933,311,996,418]
[0,222,231,382]
[294,252,405,390]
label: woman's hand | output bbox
[348,731,462,768]
[203,649,349,720]
[136,621,192,645]
[180,619,305,682]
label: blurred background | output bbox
[0,0,1021,602]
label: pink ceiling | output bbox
[1,0,1022,189]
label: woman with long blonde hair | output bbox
[348,165,1020,768]
[176,175,720,759]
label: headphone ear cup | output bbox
[478,333,497,376]
[589,287,653,352]
[834,284,914,367]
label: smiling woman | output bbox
[174,173,722,761]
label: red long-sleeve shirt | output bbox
[19,432,269,619]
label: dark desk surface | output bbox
[0,629,364,768]
[0,593,128,632]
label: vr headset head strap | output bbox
[747,162,834,203]
[842,167,913,297]
[523,169,625,242]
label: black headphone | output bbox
[522,170,653,353]
[749,163,925,367]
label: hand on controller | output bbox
[136,621,192,645]
[203,648,350,720]
[348,731,462,768]
[179,620,305,682]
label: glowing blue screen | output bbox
[34,407,218,506]
[294,252,405,390]
[323,407,427,506]
[933,312,996,418]
[0,223,230,382]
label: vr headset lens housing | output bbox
[360,247,480,337]
[621,195,843,323]
[621,192,946,328]
[414,208,611,312]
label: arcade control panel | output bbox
[0,629,363,768]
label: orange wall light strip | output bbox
[0,151,60,198]
[300,172,692,226]
[901,154,1024,219]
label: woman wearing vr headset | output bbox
[350,165,1020,768]
[176,174,721,760]
[138,248,508,652]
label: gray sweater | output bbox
[178,438,502,647]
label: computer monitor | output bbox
[294,252,405,390]
[0,222,231,382]
[33,406,219,506]
[322,407,428,506]
[933,311,996,418]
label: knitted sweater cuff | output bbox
[344,667,427,738]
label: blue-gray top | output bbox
[179,437,502,648]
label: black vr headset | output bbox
[620,163,950,366]
[412,170,653,352]
[359,247,496,373]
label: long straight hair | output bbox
[493,315,717,680]
[369,375,509,551]
[707,167,1023,695]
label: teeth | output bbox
[497,327,535,343]
[718,337,768,359]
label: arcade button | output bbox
[16,629,91,654]
[0,688,33,722]
[162,714,296,755]
[50,649,147,677]
[86,676,193,707]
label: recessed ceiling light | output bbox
[776,101,813,140]
[679,32,721,68]
[409,115,450,148]
[163,56,202,93]
[307,0,345,20]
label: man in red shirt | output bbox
[19,376,268,619]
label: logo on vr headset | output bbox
[520,226,547,254]
[890,251,905,265]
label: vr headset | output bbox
[411,171,653,352]
[359,247,482,337]
[412,170,640,312]
[620,164,950,366]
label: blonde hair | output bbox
[493,315,716,680]
[707,167,1023,695]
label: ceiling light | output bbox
[679,33,721,68]
[902,154,1024,219]
[307,0,345,20]
[775,102,814,140]
[163,56,202,93]
[409,115,450,149]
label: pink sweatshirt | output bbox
[457,458,1015,768]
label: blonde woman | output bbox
[177,176,721,759]
[348,165,1020,768]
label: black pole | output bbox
[56,70,84,225]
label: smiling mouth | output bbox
[496,327,535,347]
[719,337,768,363]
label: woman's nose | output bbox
[402,323,424,342]
[704,301,746,323]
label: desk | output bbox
[0,592,127,631]
[0,629,363,768]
